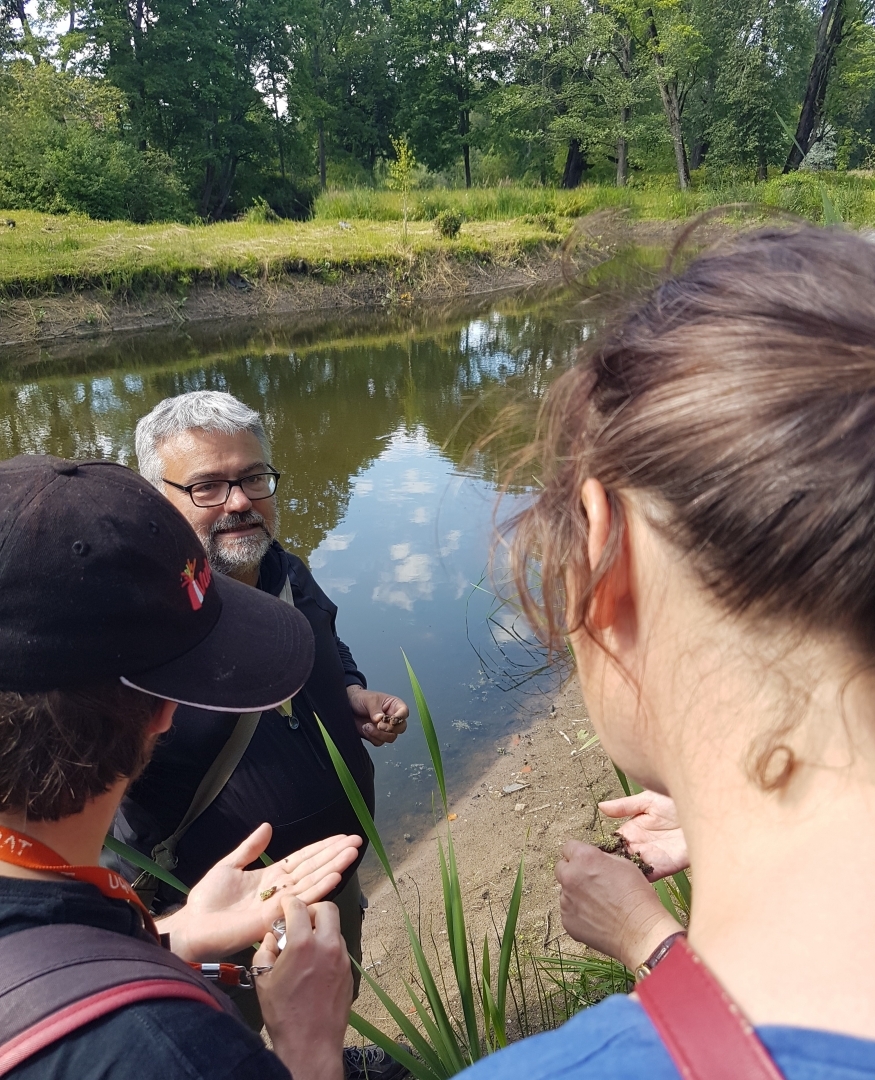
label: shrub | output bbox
[0,63,191,222]
[241,196,282,224]
[434,208,463,238]
[522,212,557,232]
[230,170,318,221]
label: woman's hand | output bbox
[599,790,689,881]
[161,824,362,962]
[556,840,683,970]
[254,894,352,1080]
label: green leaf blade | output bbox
[103,834,190,896]
[403,651,448,813]
[316,716,398,892]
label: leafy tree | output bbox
[0,61,189,218]
[394,0,491,186]
[785,0,849,170]
[826,1,875,166]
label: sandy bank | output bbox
[350,674,624,1041]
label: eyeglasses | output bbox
[163,469,281,508]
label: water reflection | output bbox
[0,288,592,865]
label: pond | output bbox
[0,287,595,872]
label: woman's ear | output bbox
[581,478,630,630]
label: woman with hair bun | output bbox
[463,224,875,1079]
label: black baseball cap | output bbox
[0,455,315,712]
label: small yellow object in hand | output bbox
[259,885,278,902]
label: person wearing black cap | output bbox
[0,454,361,1080]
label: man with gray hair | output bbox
[112,391,410,1080]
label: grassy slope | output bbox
[2,173,874,296]
[0,213,558,294]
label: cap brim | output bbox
[120,574,315,712]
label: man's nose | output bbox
[224,484,253,513]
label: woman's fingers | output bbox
[292,872,344,907]
[286,847,359,896]
[597,793,653,819]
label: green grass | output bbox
[0,211,560,296]
[4,171,873,299]
[314,172,875,226]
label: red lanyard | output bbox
[0,825,160,942]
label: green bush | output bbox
[434,208,463,238]
[522,212,557,232]
[0,64,191,222]
[230,169,318,221]
[241,196,282,224]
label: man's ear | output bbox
[581,478,630,630]
[147,698,177,736]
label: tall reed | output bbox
[318,653,527,1079]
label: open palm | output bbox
[161,824,362,962]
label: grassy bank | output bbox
[3,172,874,299]
[0,213,559,296]
[314,172,875,226]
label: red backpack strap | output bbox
[636,937,786,1080]
[0,923,238,1076]
[0,979,222,1076]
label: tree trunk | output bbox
[783,0,845,172]
[646,9,690,190]
[198,163,217,220]
[562,138,589,189]
[270,72,286,181]
[689,138,708,170]
[617,109,630,187]
[318,120,327,190]
[616,33,633,187]
[756,144,768,181]
[459,106,472,188]
[213,157,239,220]
[13,0,41,64]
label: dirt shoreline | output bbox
[350,675,624,1041]
[0,249,563,350]
[0,217,719,351]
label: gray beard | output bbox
[200,510,274,578]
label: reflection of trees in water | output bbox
[0,294,590,558]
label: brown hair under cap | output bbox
[507,224,875,786]
[0,683,162,821]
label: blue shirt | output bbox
[462,994,875,1079]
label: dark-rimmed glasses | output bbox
[163,468,281,508]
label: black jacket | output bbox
[1,878,288,1079]
[113,543,375,901]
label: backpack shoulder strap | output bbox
[636,937,785,1080]
[135,574,298,902]
[143,709,263,874]
[0,924,237,1077]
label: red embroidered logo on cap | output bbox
[181,558,213,611]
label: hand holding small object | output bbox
[599,790,689,880]
[159,824,361,962]
[347,685,410,746]
[254,894,352,1080]
[555,839,682,970]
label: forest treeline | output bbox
[1,0,873,222]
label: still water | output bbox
[0,288,592,868]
